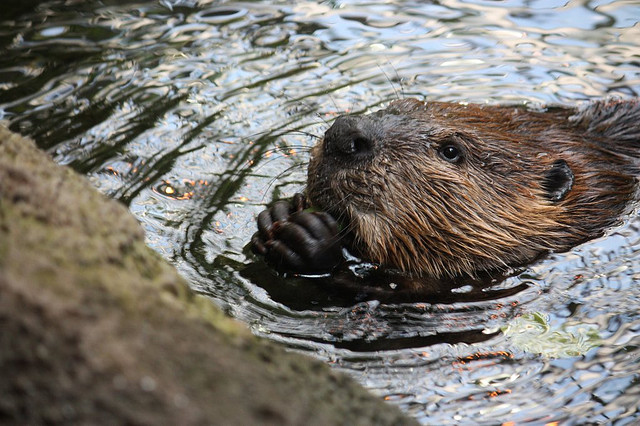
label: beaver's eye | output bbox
[439,144,461,163]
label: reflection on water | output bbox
[1,0,639,423]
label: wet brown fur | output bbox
[307,98,640,278]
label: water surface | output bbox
[1,0,639,423]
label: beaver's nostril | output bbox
[351,135,373,155]
[324,116,377,159]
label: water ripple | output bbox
[1,0,639,423]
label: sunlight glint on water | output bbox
[1,0,639,423]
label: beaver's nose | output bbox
[323,115,378,158]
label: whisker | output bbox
[391,62,406,100]
[226,144,309,179]
[326,91,342,119]
[234,126,319,173]
[278,90,332,127]
[247,154,306,176]
[263,145,313,156]
[378,63,400,101]
[286,130,322,139]
[259,163,308,201]
[327,187,358,241]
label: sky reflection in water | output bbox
[1,0,639,423]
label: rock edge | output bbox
[0,126,416,425]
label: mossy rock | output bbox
[0,126,416,425]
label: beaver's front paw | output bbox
[251,195,343,274]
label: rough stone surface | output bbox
[0,126,416,425]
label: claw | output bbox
[292,193,307,212]
[252,195,343,274]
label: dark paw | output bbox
[251,194,343,274]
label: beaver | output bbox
[252,98,640,285]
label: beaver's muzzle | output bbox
[323,115,381,161]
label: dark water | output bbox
[2,0,640,423]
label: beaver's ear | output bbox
[542,159,574,202]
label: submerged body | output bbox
[253,98,640,285]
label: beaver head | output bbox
[307,98,638,278]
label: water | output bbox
[2,0,639,423]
